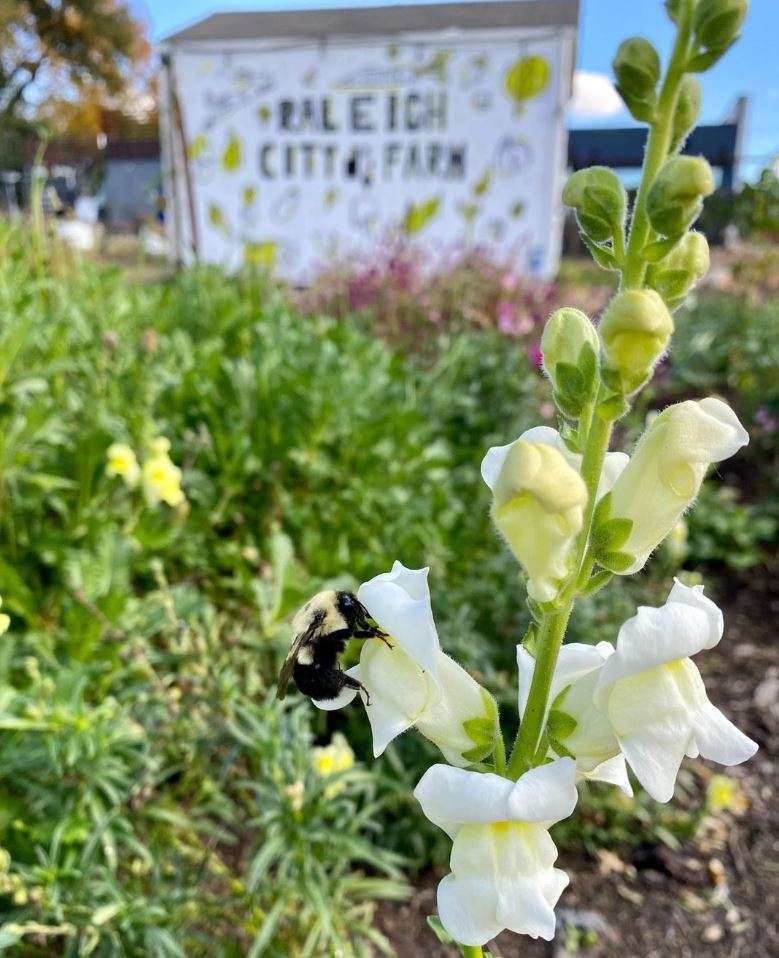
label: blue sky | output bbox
[131,0,778,180]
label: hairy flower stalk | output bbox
[289,3,755,953]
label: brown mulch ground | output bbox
[376,570,779,957]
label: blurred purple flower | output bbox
[528,343,544,369]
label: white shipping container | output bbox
[161,1,579,280]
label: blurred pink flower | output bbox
[540,402,556,420]
[497,300,519,334]
[527,343,544,369]
[501,272,519,292]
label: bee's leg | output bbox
[343,673,372,706]
[354,626,393,650]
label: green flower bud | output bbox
[541,307,600,394]
[665,0,682,23]
[694,0,748,51]
[671,76,702,151]
[600,289,674,394]
[613,37,661,102]
[646,156,715,237]
[562,167,627,244]
[647,231,710,308]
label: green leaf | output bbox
[598,551,636,573]
[591,517,634,554]
[598,393,631,421]
[426,916,454,945]
[554,390,583,419]
[581,569,614,596]
[581,234,620,271]
[547,709,577,739]
[555,362,584,399]
[462,716,496,748]
[643,234,683,262]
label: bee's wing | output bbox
[276,623,315,700]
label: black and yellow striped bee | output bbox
[276,591,388,705]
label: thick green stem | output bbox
[622,1,695,287]
[460,945,484,958]
[505,4,696,781]
[507,607,569,778]
[493,729,507,775]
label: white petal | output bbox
[584,754,633,796]
[364,694,414,756]
[346,664,415,756]
[311,684,358,711]
[415,652,490,768]
[497,871,566,940]
[667,579,723,645]
[517,643,606,719]
[358,564,440,675]
[697,397,749,458]
[507,758,578,824]
[481,427,573,492]
[604,662,697,802]
[595,584,723,702]
[414,765,514,832]
[692,702,758,766]
[437,873,502,947]
[599,451,630,497]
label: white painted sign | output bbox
[167,29,572,279]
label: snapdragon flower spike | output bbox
[517,642,632,795]
[606,398,748,573]
[482,427,628,601]
[313,562,498,766]
[594,580,757,802]
[414,759,577,946]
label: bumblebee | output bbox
[276,590,388,705]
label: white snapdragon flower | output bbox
[481,427,628,602]
[414,759,577,945]
[314,562,498,767]
[517,642,632,795]
[594,580,757,802]
[607,398,748,573]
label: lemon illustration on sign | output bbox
[505,55,551,113]
[208,203,228,233]
[187,134,209,161]
[244,241,277,268]
[458,202,479,224]
[257,104,272,124]
[242,186,257,207]
[402,196,441,234]
[473,170,492,198]
[324,188,339,209]
[222,133,242,172]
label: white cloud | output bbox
[568,71,624,119]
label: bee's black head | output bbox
[336,590,364,628]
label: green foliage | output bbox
[0,216,772,948]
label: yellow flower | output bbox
[142,443,185,508]
[312,733,354,797]
[106,443,140,488]
[0,597,9,636]
[706,774,748,815]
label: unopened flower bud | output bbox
[694,0,748,52]
[607,398,748,573]
[482,439,587,601]
[541,308,600,392]
[671,76,702,150]
[647,231,710,308]
[665,0,682,23]
[600,289,674,393]
[562,167,627,244]
[647,156,715,237]
[613,38,661,111]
